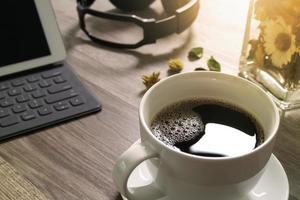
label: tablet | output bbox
[0,0,66,77]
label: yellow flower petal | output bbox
[262,17,296,68]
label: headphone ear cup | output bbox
[79,0,95,7]
[109,0,156,11]
[161,0,190,13]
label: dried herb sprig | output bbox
[168,58,184,72]
[142,72,161,89]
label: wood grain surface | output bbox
[0,0,299,199]
[0,157,48,200]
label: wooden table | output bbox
[0,0,299,199]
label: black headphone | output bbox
[77,0,200,48]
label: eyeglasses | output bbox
[76,0,199,49]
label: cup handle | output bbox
[113,140,166,200]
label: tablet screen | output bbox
[0,0,51,68]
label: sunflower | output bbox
[263,17,297,68]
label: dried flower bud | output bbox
[168,59,184,72]
[142,72,160,89]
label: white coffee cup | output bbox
[113,72,280,200]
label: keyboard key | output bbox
[0,64,100,140]
[0,109,9,118]
[32,90,46,98]
[28,99,43,109]
[27,75,40,83]
[53,76,66,84]
[0,83,9,91]
[70,97,84,106]
[0,116,19,127]
[39,80,52,88]
[38,106,53,116]
[12,104,27,113]
[21,111,36,121]
[54,102,69,111]
[8,88,22,96]
[48,84,72,94]
[42,71,61,79]
[11,79,25,87]
[23,84,37,92]
[16,94,30,103]
[45,90,78,104]
[0,98,14,107]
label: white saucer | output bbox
[122,154,289,200]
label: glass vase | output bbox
[240,0,300,110]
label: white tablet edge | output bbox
[0,0,66,77]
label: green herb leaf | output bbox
[188,47,203,59]
[168,58,184,72]
[207,56,221,72]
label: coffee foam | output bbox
[151,100,205,147]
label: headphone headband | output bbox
[77,0,199,48]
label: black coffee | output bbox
[151,99,264,157]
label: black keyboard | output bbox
[0,62,101,140]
